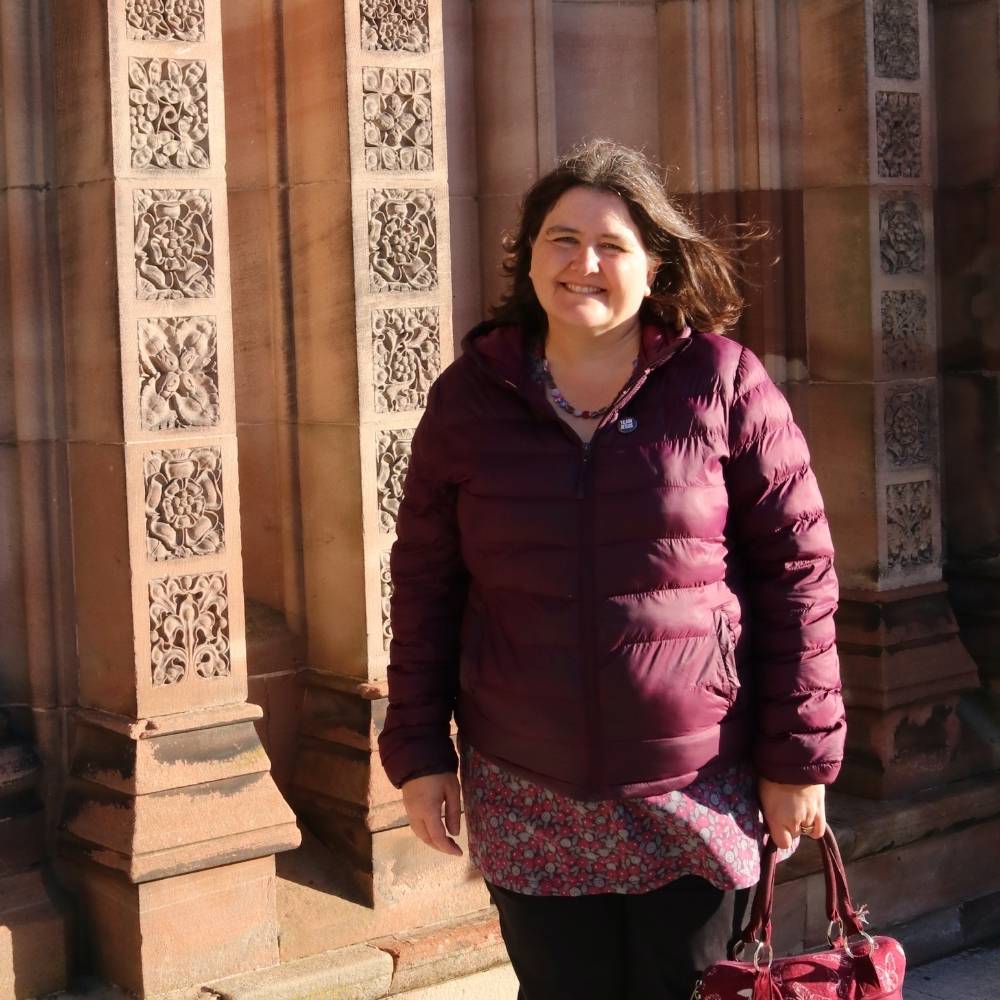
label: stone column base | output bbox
[64,856,278,998]
[836,584,988,798]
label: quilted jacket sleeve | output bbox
[725,347,846,785]
[377,379,469,788]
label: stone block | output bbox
[238,423,288,612]
[802,187,873,382]
[477,193,521,322]
[281,0,351,185]
[552,2,659,157]
[297,423,367,676]
[0,868,71,1000]
[71,856,280,997]
[448,195,483,353]
[0,799,46,876]
[0,447,29,707]
[221,0,282,191]
[248,671,303,796]
[51,0,114,186]
[391,964,519,1000]
[472,0,552,195]
[62,767,300,883]
[209,944,392,1000]
[798,0,869,187]
[57,181,124,444]
[277,829,490,960]
[371,909,505,996]
[287,181,358,426]
[443,0,479,200]
[654,1,698,193]
[933,0,1000,188]
[67,442,137,718]
[804,382,877,589]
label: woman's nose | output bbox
[572,244,600,273]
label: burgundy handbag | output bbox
[692,828,906,1000]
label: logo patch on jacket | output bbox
[617,415,638,434]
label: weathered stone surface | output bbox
[210,944,392,1000]
[0,869,70,1000]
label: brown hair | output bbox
[491,139,747,334]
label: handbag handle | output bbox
[740,827,868,952]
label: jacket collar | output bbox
[462,319,693,388]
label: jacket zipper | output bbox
[472,335,693,795]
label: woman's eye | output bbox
[601,242,624,252]
[554,236,577,245]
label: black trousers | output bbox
[488,876,750,1000]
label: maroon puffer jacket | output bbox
[379,321,845,799]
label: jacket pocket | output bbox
[712,607,740,705]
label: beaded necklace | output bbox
[531,347,640,420]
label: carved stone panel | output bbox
[368,189,438,292]
[876,91,922,178]
[139,316,221,430]
[363,67,433,171]
[886,480,933,571]
[873,0,919,81]
[373,307,441,413]
[134,189,215,299]
[126,0,206,42]
[879,194,924,274]
[380,551,393,652]
[880,291,928,373]
[129,58,210,170]
[144,447,225,560]
[149,572,230,685]
[377,428,413,534]
[885,383,931,468]
[361,0,430,53]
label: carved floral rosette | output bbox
[368,188,438,292]
[126,0,206,42]
[129,58,210,170]
[376,429,414,534]
[886,481,934,572]
[144,447,225,560]
[363,67,433,171]
[134,188,215,299]
[373,307,441,412]
[876,91,922,179]
[361,0,430,53]
[873,0,919,81]
[880,290,928,374]
[149,572,231,686]
[139,315,220,430]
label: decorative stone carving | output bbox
[368,189,437,292]
[362,67,433,171]
[361,0,429,53]
[873,0,919,81]
[377,429,413,534]
[886,481,933,571]
[879,194,924,274]
[373,307,441,412]
[149,572,230,685]
[144,447,224,560]
[876,91,921,178]
[139,316,221,430]
[134,189,215,299]
[885,384,931,468]
[126,0,206,42]
[129,58,210,170]
[881,291,928,373]
[380,551,393,651]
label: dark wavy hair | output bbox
[491,139,747,334]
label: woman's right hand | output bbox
[401,772,464,856]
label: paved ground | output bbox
[908,941,1000,1000]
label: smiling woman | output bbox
[378,139,845,1000]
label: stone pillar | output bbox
[473,0,556,310]
[1,2,76,996]
[934,0,1000,712]
[284,0,487,926]
[51,3,299,995]
[798,0,987,797]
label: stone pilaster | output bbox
[51,3,298,995]
[284,0,487,925]
[799,0,987,797]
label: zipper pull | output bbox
[576,443,591,499]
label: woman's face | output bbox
[528,185,656,339]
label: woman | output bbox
[378,140,845,1000]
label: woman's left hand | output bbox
[758,777,826,849]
